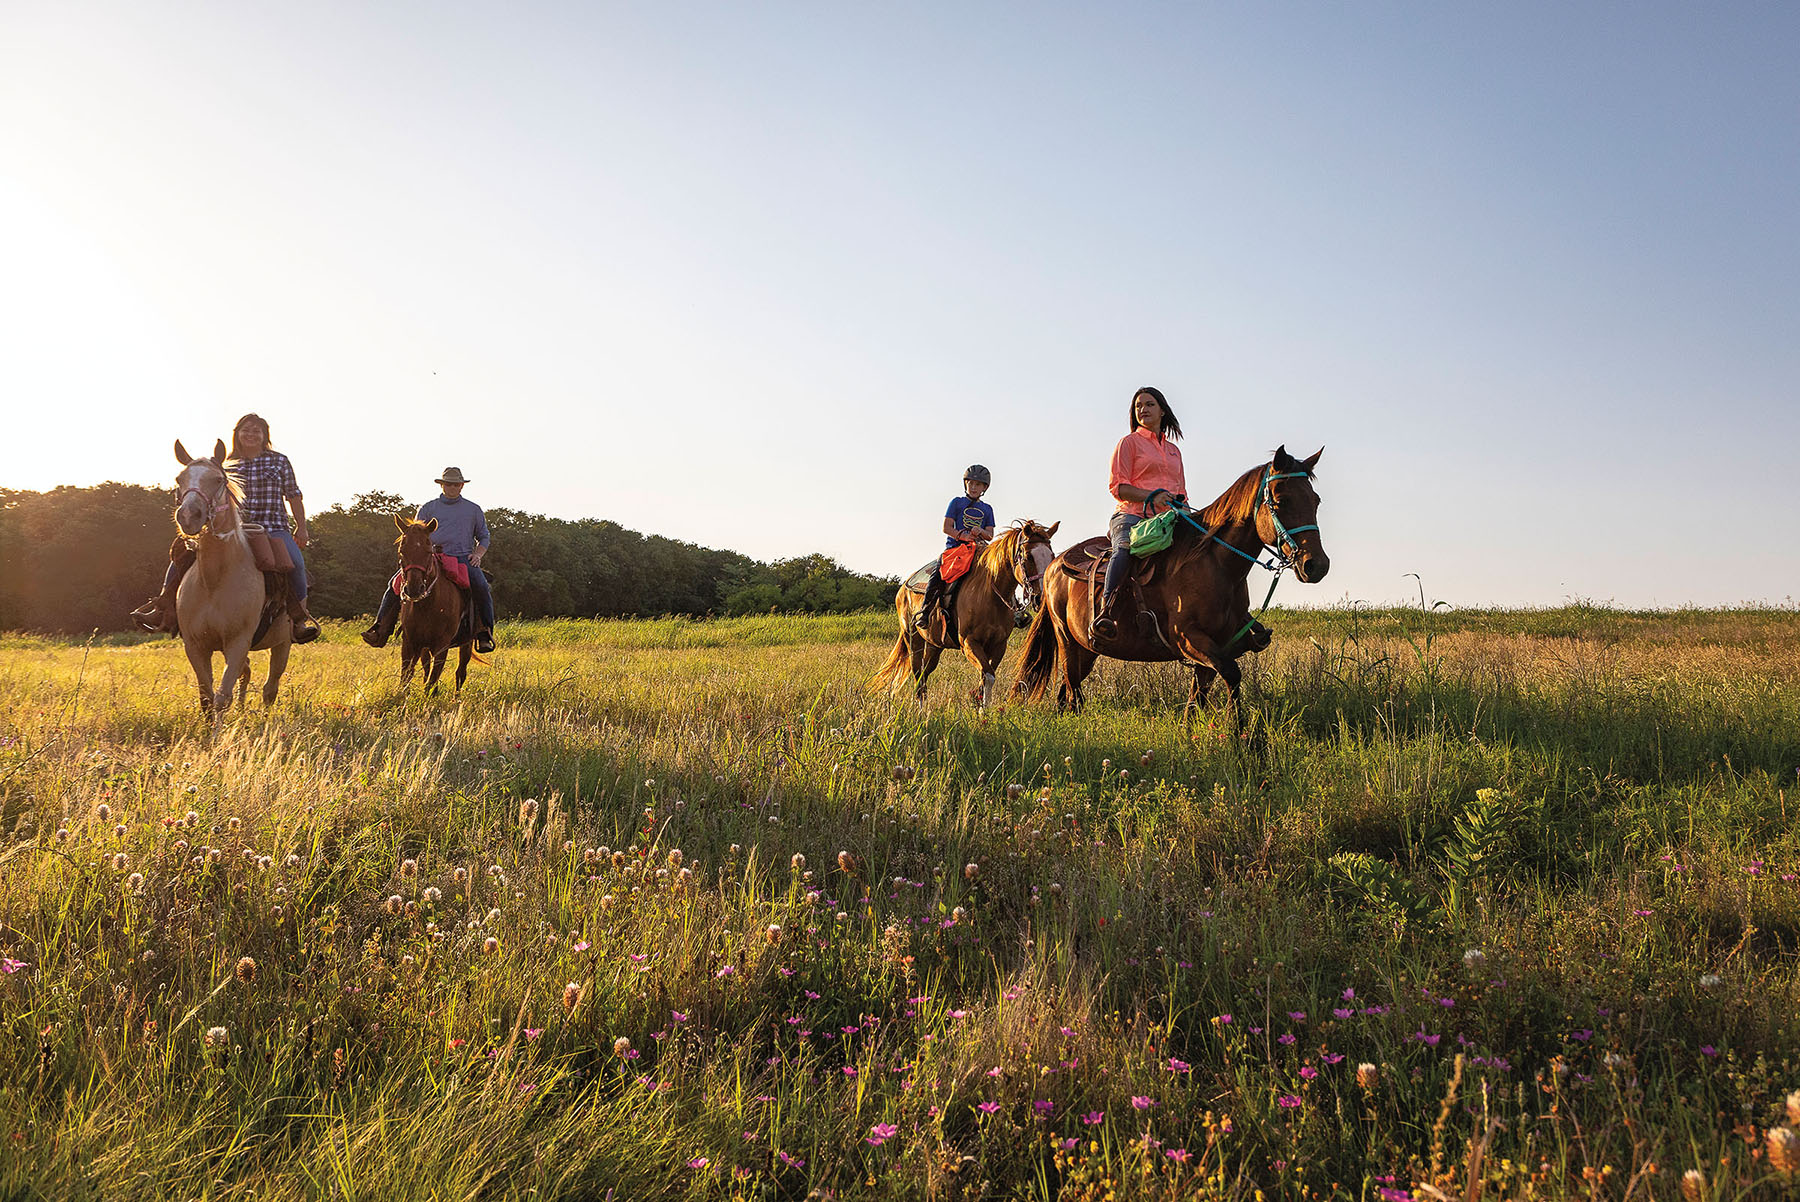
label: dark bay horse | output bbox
[1013,447,1328,724]
[170,440,292,724]
[870,520,1060,707]
[392,515,475,693]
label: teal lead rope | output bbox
[1161,467,1318,653]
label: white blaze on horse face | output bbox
[175,463,213,536]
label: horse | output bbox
[1012,447,1328,725]
[391,515,476,693]
[870,519,1060,707]
[170,439,292,721]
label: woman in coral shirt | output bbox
[1092,386,1186,639]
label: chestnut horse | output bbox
[870,520,1060,707]
[392,515,475,692]
[1013,447,1328,724]
[170,439,292,721]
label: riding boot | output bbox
[474,628,496,654]
[129,585,180,635]
[361,590,401,647]
[130,541,194,634]
[1090,590,1121,641]
[288,597,321,644]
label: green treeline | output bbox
[0,485,898,633]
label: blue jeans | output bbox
[456,555,495,630]
[1102,511,1141,598]
[270,528,308,601]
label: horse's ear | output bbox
[1272,444,1293,467]
[1045,521,1060,537]
[174,440,192,465]
[1303,447,1323,473]
[212,439,228,462]
[394,514,409,532]
[424,518,437,533]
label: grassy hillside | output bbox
[2,606,1798,1200]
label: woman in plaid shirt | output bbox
[131,413,321,643]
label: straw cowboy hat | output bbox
[435,467,470,485]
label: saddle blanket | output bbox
[391,554,470,595]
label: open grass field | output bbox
[2,606,1799,1200]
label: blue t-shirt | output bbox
[945,496,995,548]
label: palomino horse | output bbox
[170,439,292,720]
[870,520,1060,707]
[1013,447,1328,724]
[391,515,475,692]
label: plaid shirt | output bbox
[226,450,302,530]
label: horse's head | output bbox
[1008,519,1061,611]
[393,515,441,600]
[1256,446,1329,583]
[173,438,233,536]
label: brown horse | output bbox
[392,515,475,693]
[870,520,1060,707]
[170,439,292,721]
[1013,447,1328,724]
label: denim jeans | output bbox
[269,528,307,601]
[1102,511,1141,598]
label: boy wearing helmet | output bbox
[916,465,995,639]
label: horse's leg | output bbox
[454,643,472,691]
[215,637,253,715]
[915,642,944,703]
[185,642,215,715]
[263,642,290,707]
[1172,631,1243,734]
[398,629,418,690]
[425,648,449,693]
[1184,663,1218,729]
[237,667,250,707]
[1064,639,1098,713]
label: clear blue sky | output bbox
[3,3,1795,606]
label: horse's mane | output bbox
[976,525,1025,576]
[1195,463,1265,530]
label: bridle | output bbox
[177,464,234,537]
[1004,526,1054,615]
[399,544,442,602]
[1154,464,1319,572]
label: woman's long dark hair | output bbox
[1128,387,1182,440]
[229,413,273,459]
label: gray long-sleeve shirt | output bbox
[415,495,490,558]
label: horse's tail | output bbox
[867,627,913,693]
[1011,603,1060,703]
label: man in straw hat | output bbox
[361,466,496,653]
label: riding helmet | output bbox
[964,464,991,485]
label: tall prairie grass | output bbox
[1,606,1798,1200]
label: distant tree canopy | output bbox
[0,485,898,633]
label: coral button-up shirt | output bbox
[1109,427,1187,514]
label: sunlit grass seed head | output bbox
[1770,1127,1800,1173]
[235,956,257,983]
[96,803,110,822]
